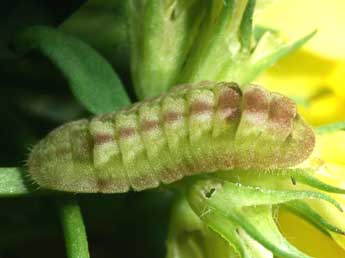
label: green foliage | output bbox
[0,1,343,258]
[12,26,130,115]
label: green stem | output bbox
[57,197,90,258]
[0,167,33,196]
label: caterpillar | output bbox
[28,81,315,193]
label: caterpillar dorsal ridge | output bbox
[28,81,315,193]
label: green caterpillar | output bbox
[28,81,315,193]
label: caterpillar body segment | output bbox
[28,81,315,193]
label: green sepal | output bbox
[177,0,250,84]
[283,200,345,237]
[11,26,130,115]
[202,209,273,258]
[187,179,343,258]
[166,197,237,258]
[238,30,316,85]
[189,179,342,211]
[239,0,256,50]
[315,121,345,134]
[216,168,345,194]
[127,0,207,99]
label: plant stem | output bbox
[0,167,33,196]
[57,197,90,258]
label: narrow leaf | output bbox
[12,26,130,115]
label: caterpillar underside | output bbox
[28,81,315,193]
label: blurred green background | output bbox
[0,1,172,257]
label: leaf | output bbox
[11,26,130,115]
[60,0,130,75]
[57,197,90,258]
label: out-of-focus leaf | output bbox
[12,26,130,115]
[60,0,129,76]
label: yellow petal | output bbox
[255,0,345,60]
[306,131,345,250]
[299,95,345,126]
[327,62,345,98]
[317,131,345,165]
[278,211,345,258]
[255,50,336,99]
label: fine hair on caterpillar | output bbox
[27,81,315,193]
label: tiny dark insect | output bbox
[28,81,315,193]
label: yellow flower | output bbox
[254,0,345,256]
[279,131,345,257]
[255,0,345,126]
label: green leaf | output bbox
[0,167,33,196]
[11,26,130,115]
[60,0,130,75]
[57,197,90,258]
[315,121,345,134]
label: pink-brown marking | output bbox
[94,133,114,145]
[141,119,160,132]
[218,87,241,120]
[163,111,183,123]
[244,87,269,113]
[118,127,136,138]
[269,95,296,127]
[190,101,213,115]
